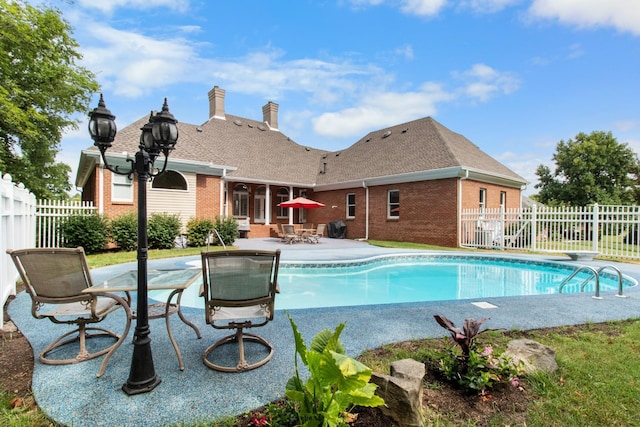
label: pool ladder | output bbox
[558,265,627,299]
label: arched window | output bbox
[233,184,249,217]
[151,170,187,190]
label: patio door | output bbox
[254,187,266,223]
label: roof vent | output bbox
[401,128,408,133]
[322,154,327,159]
[365,138,371,142]
[257,125,266,131]
[335,151,341,157]
[196,127,203,132]
[382,130,391,139]
[305,147,310,151]
[247,124,254,128]
[233,120,242,126]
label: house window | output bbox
[388,190,400,218]
[276,188,289,218]
[346,193,356,218]
[151,170,187,190]
[111,173,133,202]
[500,191,507,207]
[479,188,487,211]
[233,184,249,217]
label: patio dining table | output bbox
[83,268,202,370]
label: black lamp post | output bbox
[88,94,179,395]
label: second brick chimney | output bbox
[208,86,225,120]
[262,101,278,130]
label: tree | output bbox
[0,0,98,199]
[534,131,640,206]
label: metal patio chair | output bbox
[200,249,281,372]
[6,247,131,377]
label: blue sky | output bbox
[50,0,640,196]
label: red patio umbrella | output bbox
[277,196,325,209]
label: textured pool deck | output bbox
[8,238,640,427]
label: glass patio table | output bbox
[84,268,202,371]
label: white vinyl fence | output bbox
[461,204,640,259]
[36,199,96,248]
[1,174,37,328]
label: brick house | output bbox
[75,86,527,247]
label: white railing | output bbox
[1,173,37,328]
[461,204,640,259]
[36,199,96,248]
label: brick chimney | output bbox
[262,101,278,130]
[208,86,225,119]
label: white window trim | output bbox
[387,189,400,219]
[111,173,133,202]
[346,193,356,219]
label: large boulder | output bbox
[502,339,558,374]
[371,358,425,427]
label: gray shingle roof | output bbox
[316,117,525,185]
[82,113,526,188]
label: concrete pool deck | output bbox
[8,238,640,426]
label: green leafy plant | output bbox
[433,314,521,393]
[109,212,137,251]
[148,213,181,249]
[59,213,108,254]
[213,215,239,246]
[186,217,215,247]
[285,312,385,427]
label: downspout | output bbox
[363,180,369,240]
[458,168,469,247]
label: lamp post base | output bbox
[122,336,161,396]
[122,375,162,396]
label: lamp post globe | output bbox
[87,94,117,151]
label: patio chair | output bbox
[200,249,281,372]
[282,224,299,244]
[275,223,286,241]
[5,247,132,377]
[308,223,326,244]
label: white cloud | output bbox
[529,0,640,36]
[77,0,190,14]
[460,0,521,14]
[312,82,453,138]
[399,0,447,16]
[453,63,520,102]
[80,25,203,98]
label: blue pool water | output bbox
[150,255,637,310]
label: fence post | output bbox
[1,173,37,329]
[592,204,599,253]
[530,204,537,252]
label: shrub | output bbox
[186,218,215,247]
[109,212,137,251]
[59,213,108,254]
[433,315,522,393]
[148,213,181,249]
[213,215,239,246]
[285,312,385,426]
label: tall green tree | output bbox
[535,131,640,206]
[0,0,98,199]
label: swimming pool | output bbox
[149,254,637,310]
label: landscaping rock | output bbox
[503,339,558,374]
[371,358,425,427]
